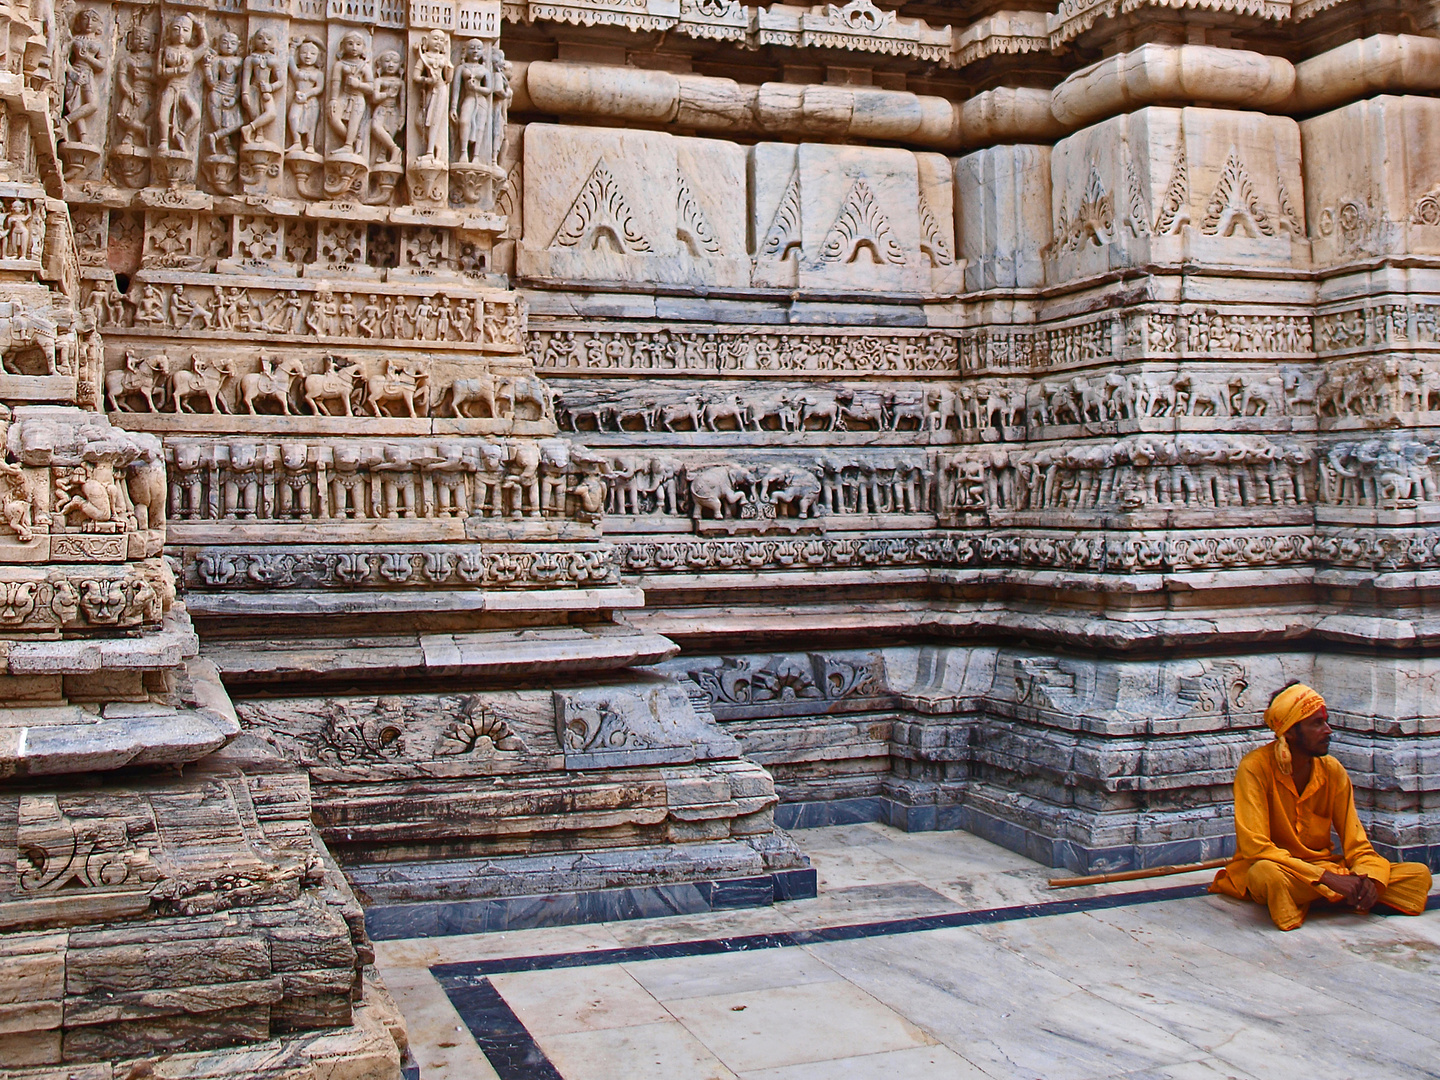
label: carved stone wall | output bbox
[0,1,414,1074]
[19,0,1440,948]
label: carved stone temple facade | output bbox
[2,0,1440,1069]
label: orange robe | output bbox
[1211,742,1432,930]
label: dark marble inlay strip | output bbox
[434,882,1213,986]
[444,979,565,1080]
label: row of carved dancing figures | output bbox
[958,313,1314,376]
[62,8,510,197]
[604,455,936,520]
[945,436,1314,514]
[105,349,550,423]
[556,383,1023,436]
[168,438,606,523]
[535,329,962,374]
[89,280,520,347]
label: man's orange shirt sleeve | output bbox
[1329,762,1391,886]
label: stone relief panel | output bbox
[1048,106,1307,283]
[751,142,939,294]
[59,0,511,211]
[239,691,554,780]
[1301,96,1440,266]
[518,125,749,289]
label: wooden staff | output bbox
[1048,857,1230,889]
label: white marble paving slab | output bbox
[665,979,935,1072]
[490,965,672,1036]
[735,1043,994,1079]
[623,945,843,1002]
[372,966,501,1080]
[539,1019,740,1080]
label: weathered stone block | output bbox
[519,124,749,288]
[957,145,1052,291]
[1048,107,1308,284]
[750,142,931,295]
[1302,95,1440,265]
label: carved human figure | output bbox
[0,461,34,542]
[63,10,107,146]
[287,40,325,152]
[203,31,245,157]
[412,30,453,164]
[450,39,490,165]
[114,25,158,150]
[327,30,372,155]
[492,53,512,165]
[1,201,31,262]
[170,286,211,329]
[369,50,405,166]
[282,289,305,334]
[134,285,166,327]
[55,464,115,530]
[435,297,451,341]
[155,14,207,153]
[241,28,284,147]
[359,296,381,338]
[338,293,357,336]
[75,311,103,409]
[453,298,473,342]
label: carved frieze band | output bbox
[528,308,1321,380]
[179,543,616,589]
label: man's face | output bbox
[1289,706,1332,757]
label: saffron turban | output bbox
[1263,683,1326,775]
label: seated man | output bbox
[1211,682,1433,930]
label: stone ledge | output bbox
[183,585,645,617]
[364,867,818,939]
[5,611,199,676]
[206,625,679,681]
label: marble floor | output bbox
[374,823,1440,1080]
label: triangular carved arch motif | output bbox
[551,158,653,253]
[1200,149,1275,238]
[1153,146,1190,235]
[1276,174,1303,235]
[760,169,803,260]
[676,168,723,256]
[918,190,954,267]
[819,178,905,265]
[1122,147,1150,238]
